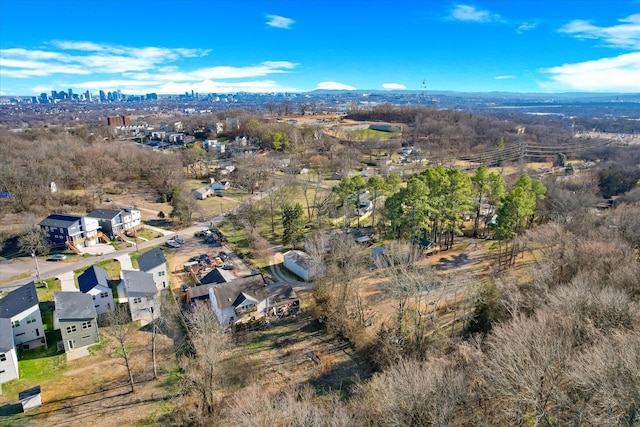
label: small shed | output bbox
[283,250,323,281]
[19,385,42,412]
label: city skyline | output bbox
[1,0,639,96]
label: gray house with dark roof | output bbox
[0,318,19,388]
[86,208,142,239]
[78,266,115,316]
[0,282,46,349]
[137,248,168,291]
[54,292,99,353]
[121,270,159,322]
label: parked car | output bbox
[165,239,180,248]
[48,254,67,261]
[174,236,185,244]
[218,251,228,261]
[195,229,212,237]
[221,263,234,270]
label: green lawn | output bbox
[138,228,162,241]
[74,258,122,282]
[35,279,61,303]
[345,128,398,140]
[1,340,66,398]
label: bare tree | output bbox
[353,358,468,427]
[17,226,50,256]
[227,385,355,427]
[104,304,137,393]
[180,301,231,420]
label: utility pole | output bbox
[31,251,44,287]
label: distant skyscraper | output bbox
[99,90,106,102]
[68,88,73,99]
[85,90,92,102]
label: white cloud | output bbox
[450,4,502,23]
[125,61,297,82]
[266,14,294,29]
[0,41,300,94]
[495,75,516,80]
[540,52,640,92]
[316,81,356,90]
[382,83,407,89]
[560,14,640,49]
[517,22,538,33]
[0,42,211,77]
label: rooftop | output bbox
[283,250,316,270]
[210,274,268,311]
[54,292,96,320]
[78,265,110,293]
[86,209,122,220]
[137,248,166,272]
[38,214,82,229]
[0,282,39,319]
[122,270,157,294]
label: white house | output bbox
[283,250,324,282]
[136,248,168,291]
[121,270,159,322]
[0,282,46,349]
[78,266,115,316]
[0,318,19,388]
[208,274,269,326]
[193,187,213,200]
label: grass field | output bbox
[74,258,122,282]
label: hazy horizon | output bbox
[1,0,639,96]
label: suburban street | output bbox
[0,186,284,290]
[0,214,227,290]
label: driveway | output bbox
[116,254,135,271]
[58,271,77,292]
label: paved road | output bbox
[0,184,277,289]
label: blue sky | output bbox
[0,0,639,95]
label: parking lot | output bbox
[163,229,253,294]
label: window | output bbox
[158,271,165,276]
[81,335,91,340]
[133,297,142,304]
[101,292,109,298]
[26,315,36,324]
[0,354,6,362]
[92,295,96,300]
[81,321,92,329]
[12,320,19,328]
[66,325,77,334]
